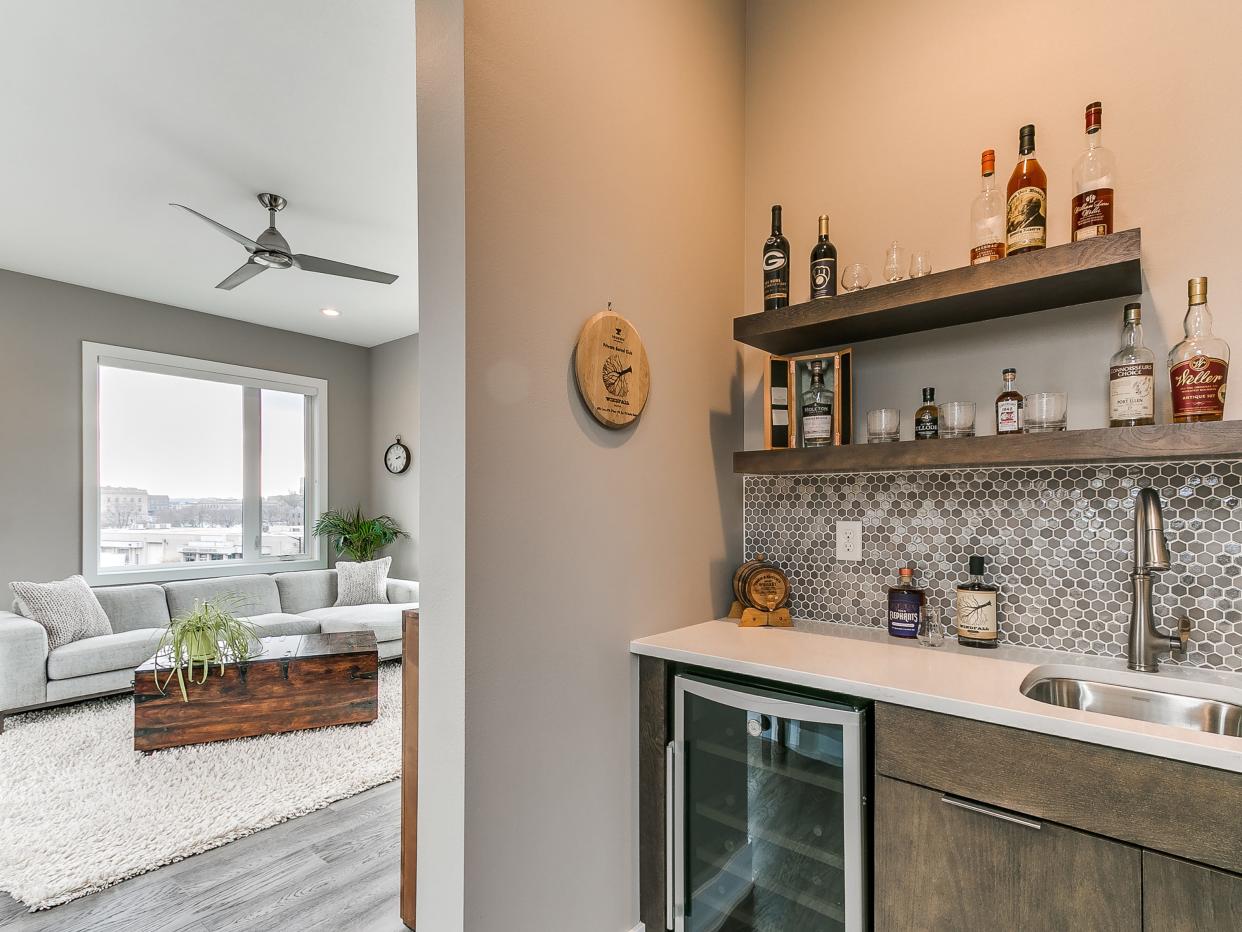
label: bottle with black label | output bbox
[763,204,790,311]
[915,387,939,439]
[809,215,837,299]
[800,360,833,447]
[955,555,998,648]
[886,566,924,639]
[1109,303,1155,427]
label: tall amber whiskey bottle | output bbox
[1006,124,1047,255]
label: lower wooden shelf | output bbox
[733,421,1242,476]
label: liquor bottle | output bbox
[1006,124,1047,255]
[809,215,838,299]
[886,566,924,639]
[955,555,998,649]
[1169,277,1230,422]
[915,387,939,439]
[763,204,790,311]
[1109,303,1155,427]
[1071,101,1116,241]
[970,149,1006,264]
[800,359,834,447]
[996,367,1023,434]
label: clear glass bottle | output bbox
[915,387,939,439]
[800,360,834,447]
[1169,277,1230,422]
[1109,303,1155,427]
[1006,124,1047,255]
[995,367,1023,435]
[1071,101,1116,241]
[955,555,998,649]
[886,566,924,639]
[970,149,1006,265]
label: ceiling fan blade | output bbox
[216,261,266,290]
[170,203,260,251]
[293,254,398,284]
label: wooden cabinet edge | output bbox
[638,656,671,932]
[400,609,419,929]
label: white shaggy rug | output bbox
[0,662,402,911]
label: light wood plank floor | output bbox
[0,780,405,932]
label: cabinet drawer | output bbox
[875,776,1141,931]
[874,703,1242,874]
[1143,851,1242,931]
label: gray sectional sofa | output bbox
[0,569,418,723]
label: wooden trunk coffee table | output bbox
[133,630,380,752]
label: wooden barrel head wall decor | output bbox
[574,305,651,429]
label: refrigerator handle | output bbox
[665,740,675,930]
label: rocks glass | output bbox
[938,401,976,438]
[867,408,901,442]
[1025,392,1068,432]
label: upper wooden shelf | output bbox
[734,228,1142,354]
[734,421,1242,476]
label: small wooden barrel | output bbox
[733,554,790,612]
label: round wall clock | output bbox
[384,437,412,475]
[573,305,650,429]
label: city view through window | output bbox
[97,366,310,569]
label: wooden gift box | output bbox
[764,348,853,449]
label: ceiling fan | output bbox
[170,193,399,290]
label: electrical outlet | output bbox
[836,520,862,561]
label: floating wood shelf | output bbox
[733,421,1242,476]
[734,229,1142,354]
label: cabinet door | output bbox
[1143,851,1242,931]
[875,776,1141,932]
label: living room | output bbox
[0,3,419,928]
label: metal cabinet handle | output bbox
[941,794,1041,830]
[665,741,675,930]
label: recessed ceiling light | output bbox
[320,307,341,318]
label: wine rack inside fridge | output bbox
[670,675,869,932]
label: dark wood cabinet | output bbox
[1143,852,1242,931]
[875,776,1141,931]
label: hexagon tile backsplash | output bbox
[744,461,1242,672]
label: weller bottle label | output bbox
[1171,355,1228,418]
[1072,188,1113,241]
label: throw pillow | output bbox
[10,575,114,650]
[334,557,392,607]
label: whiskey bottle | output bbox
[763,204,790,311]
[995,367,1023,435]
[1169,277,1229,422]
[886,566,924,639]
[970,149,1006,264]
[915,387,939,439]
[955,555,998,649]
[1109,303,1155,427]
[800,359,834,447]
[809,215,838,299]
[1071,101,1116,241]
[1006,124,1047,255]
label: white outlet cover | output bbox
[836,520,862,561]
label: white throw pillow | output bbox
[334,558,392,607]
[10,575,114,650]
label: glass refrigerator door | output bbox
[673,676,866,932]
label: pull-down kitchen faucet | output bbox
[1128,487,1191,672]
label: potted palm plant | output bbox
[155,596,257,702]
[313,506,409,561]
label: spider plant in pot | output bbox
[313,506,409,561]
[155,595,257,702]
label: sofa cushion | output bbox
[274,569,337,614]
[334,558,391,607]
[93,584,171,633]
[241,613,322,638]
[11,576,113,650]
[298,602,413,643]
[163,574,281,620]
[46,628,164,680]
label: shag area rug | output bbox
[0,662,402,911]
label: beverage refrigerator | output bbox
[667,674,870,931]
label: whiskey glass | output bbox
[866,408,900,442]
[909,250,932,278]
[1025,392,1068,432]
[842,262,871,292]
[938,401,976,438]
[918,606,944,648]
[883,241,905,283]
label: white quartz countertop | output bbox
[630,619,1242,774]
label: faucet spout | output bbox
[1134,487,1170,571]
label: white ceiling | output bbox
[0,1,418,347]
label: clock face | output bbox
[384,441,410,475]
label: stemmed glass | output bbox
[841,263,871,292]
[883,241,905,283]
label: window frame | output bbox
[82,342,329,585]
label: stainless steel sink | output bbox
[1020,666,1242,738]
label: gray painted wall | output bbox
[0,267,376,586]
[369,333,419,578]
